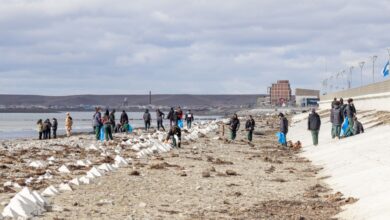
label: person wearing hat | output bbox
[278,113,288,147]
[65,112,73,137]
[308,108,321,146]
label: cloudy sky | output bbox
[0,0,389,95]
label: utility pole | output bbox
[349,66,354,89]
[359,61,365,87]
[149,91,152,105]
[371,55,378,83]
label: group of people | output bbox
[143,107,195,132]
[36,112,73,140]
[227,114,256,142]
[92,108,130,141]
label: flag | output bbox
[383,61,390,77]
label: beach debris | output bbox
[69,178,80,186]
[225,170,238,176]
[130,170,140,176]
[88,167,103,177]
[41,185,60,197]
[58,183,73,192]
[98,163,115,172]
[79,176,92,185]
[58,165,71,174]
[2,187,46,219]
[87,144,99,151]
[29,161,46,169]
[114,155,128,167]
[202,171,211,178]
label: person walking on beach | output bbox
[245,115,255,142]
[37,119,44,140]
[330,101,343,139]
[229,114,240,141]
[308,109,321,146]
[109,109,116,133]
[120,110,129,132]
[93,107,103,140]
[65,112,73,137]
[52,118,58,139]
[143,109,151,131]
[185,110,194,129]
[43,119,52,139]
[279,113,288,147]
[156,109,165,131]
[102,110,113,141]
[167,107,175,128]
[165,125,182,148]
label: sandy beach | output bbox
[0,114,356,219]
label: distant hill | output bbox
[0,94,265,107]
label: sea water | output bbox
[0,111,221,140]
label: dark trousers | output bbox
[282,132,287,146]
[157,120,165,131]
[230,130,237,140]
[39,132,43,140]
[145,121,151,131]
[94,126,101,140]
[247,130,253,142]
[171,136,181,148]
[104,125,113,141]
[332,125,341,139]
[311,130,319,145]
[187,120,192,129]
[43,130,51,139]
[52,129,57,139]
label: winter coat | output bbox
[245,119,255,131]
[37,123,44,132]
[167,109,174,121]
[308,112,321,131]
[120,112,129,125]
[185,112,194,122]
[330,106,343,125]
[109,112,115,125]
[156,111,165,121]
[52,119,58,130]
[345,104,356,118]
[143,113,151,122]
[230,118,240,131]
[166,127,182,141]
[353,121,364,135]
[102,115,111,125]
[280,117,288,134]
[93,112,102,127]
[65,116,73,128]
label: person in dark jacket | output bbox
[109,109,116,133]
[143,109,151,131]
[345,98,356,134]
[185,110,194,129]
[156,109,165,131]
[102,109,113,141]
[339,98,347,120]
[165,125,181,148]
[52,118,58,139]
[279,113,288,147]
[120,110,129,132]
[43,119,52,139]
[229,114,240,141]
[245,115,255,142]
[37,119,43,140]
[93,107,103,140]
[167,107,174,128]
[352,116,364,135]
[308,109,321,146]
[330,101,343,139]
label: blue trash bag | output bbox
[128,124,133,133]
[276,132,286,145]
[100,126,105,141]
[178,120,184,129]
[340,118,349,137]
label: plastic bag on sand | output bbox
[276,132,286,145]
[178,120,183,129]
[128,124,133,133]
[340,118,349,137]
[100,126,105,141]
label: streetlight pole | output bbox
[371,55,378,83]
[349,66,354,89]
[359,61,365,87]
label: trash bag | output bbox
[128,124,133,133]
[100,126,105,141]
[276,132,286,145]
[340,118,349,137]
[178,120,184,129]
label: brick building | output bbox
[268,80,292,106]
